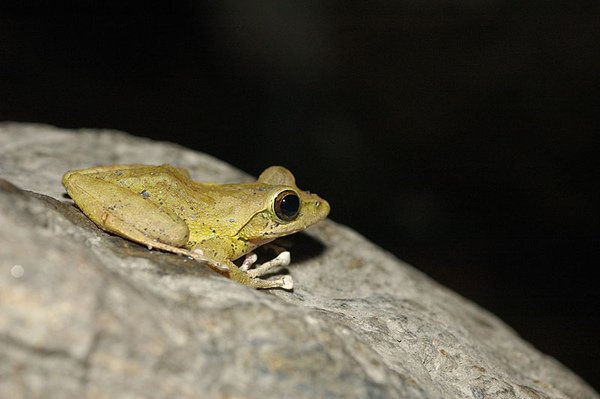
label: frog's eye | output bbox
[274,190,300,221]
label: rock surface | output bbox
[0,122,597,399]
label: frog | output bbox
[62,164,330,290]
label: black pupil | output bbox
[278,192,300,220]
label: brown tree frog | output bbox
[62,164,330,290]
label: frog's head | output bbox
[238,166,330,246]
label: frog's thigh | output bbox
[64,173,189,248]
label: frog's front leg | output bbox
[63,172,191,251]
[233,251,293,289]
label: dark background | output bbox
[2,2,598,390]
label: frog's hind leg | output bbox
[64,172,191,250]
[239,251,291,278]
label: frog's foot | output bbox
[233,251,293,290]
[193,251,293,290]
[239,251,291,278]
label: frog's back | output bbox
[109,164,216,210]
[65,164,214,214]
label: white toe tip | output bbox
[279,251,291,265]
[281,275,294,290]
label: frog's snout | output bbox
[313,197,330,220]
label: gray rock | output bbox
[0,122,597,399]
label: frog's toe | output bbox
[248,275,293,290]
[239,252,258,271]
[281,275,294,290]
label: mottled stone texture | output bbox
[0,123,597,399]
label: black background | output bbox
[2,2,599,390]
